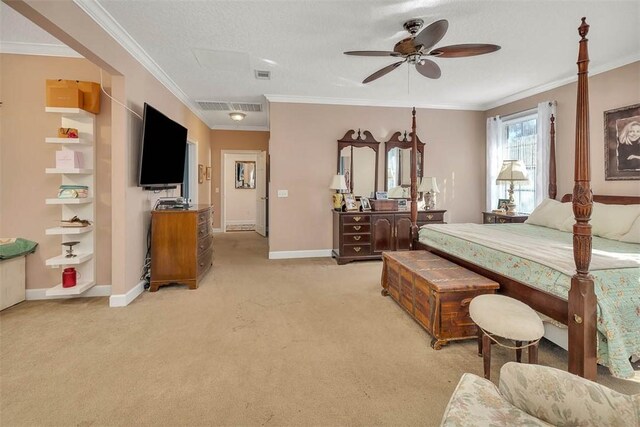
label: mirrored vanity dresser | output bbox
[331,129,445,265]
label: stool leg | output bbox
[529,341,538,365]
[515,341,522,363]
[482,333,491,380]
[477,333,483,357]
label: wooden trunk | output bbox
[381,251,499,349]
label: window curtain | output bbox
[536,101,557,205]
[486,116,502,210]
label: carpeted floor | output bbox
[1,232,638,426]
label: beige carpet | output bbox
[1,232,638,426]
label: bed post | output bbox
[549,115,557,200]
[569,17,597,380]
[410,107,419,242]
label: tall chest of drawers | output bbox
[332,210,446,265]
[150,205,213,291]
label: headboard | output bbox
[560,194,640,205]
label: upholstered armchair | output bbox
[440,362,639,427]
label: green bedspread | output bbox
[419,223,640,379]
[0,238,38,260]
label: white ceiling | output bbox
[3,1,639,130]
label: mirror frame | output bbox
[235,160,256,189]
[337,129,380,195]
[384,131,425,191]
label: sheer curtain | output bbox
[486,116,502,211]
[536,101,557,205]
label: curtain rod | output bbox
[495,100,557,121]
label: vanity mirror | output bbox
[337,129,380,197]
[385,131,424,195]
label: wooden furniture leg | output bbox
[529,341,539,365]
[482,333,491,380]
[515,340,522,363]
[477,334,483,357]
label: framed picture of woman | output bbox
[344,193,358,211]
[604,103,640,180]
[360,197,371,211]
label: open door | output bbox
[255,151,267,236]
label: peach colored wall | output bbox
[16,0,212,297]
[210,130,269,229]
[0,53,112,289]
[486,62,640,199]
[268,103,485,253]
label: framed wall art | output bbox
[198,164,204,184]
[604,103,640,180]
[206,166,212,181]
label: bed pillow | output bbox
[591,202,640,241]
[620,215,640,243]
[525,199,573,230]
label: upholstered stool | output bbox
[469,294,544,380]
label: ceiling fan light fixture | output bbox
[229,112,246,121]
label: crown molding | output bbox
[482,54,640,110]
[211,125,270,132]
[264,94,483,111]
[73,0,210,127]
[0,41,82,58]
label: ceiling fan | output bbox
[344,19,501,84]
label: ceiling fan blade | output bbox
[415,59,441,79]
[344,50,402,57]
[363,60,406,84]
[428,44,501,58]
[413,19,448,52]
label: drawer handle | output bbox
[354,216,362,222]
[353,225,361,231]
[353,236,361,241]
[460,298,472,307]
[353,247,361,253]
[499,218,506,223]
[427,214,433,220]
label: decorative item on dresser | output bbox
[332,209,445,265]
[329,174,347,210]
[419,176,440,210]
[482,211,528,224]
[495,160,529,215]
[150,205,213,291]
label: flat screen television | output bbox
[138,103,188,190]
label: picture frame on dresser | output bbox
[344,193,358,211]
[497,198,509,210]
[397,199,408,211]
[360,197,371,211]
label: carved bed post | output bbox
[568,17,597,380]
[548,114,557,200]
[410,107,418,242]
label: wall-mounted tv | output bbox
[138,103,188,190]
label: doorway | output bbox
[182,140,198,205]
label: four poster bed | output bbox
[405,19,639,379]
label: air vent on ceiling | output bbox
[254,70,271,80]
[197,101,263,112]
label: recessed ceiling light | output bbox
[229,112,246,121]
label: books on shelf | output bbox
[57,185,88,199]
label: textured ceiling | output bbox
[3,1,639,130]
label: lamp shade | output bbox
[329,174,347,191]
[496,160,529,183]
[418,176,440,193]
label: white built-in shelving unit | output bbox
[44,107,96,297]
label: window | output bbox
[488,112,538,214]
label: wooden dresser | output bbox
[332,210,445,265]
[150,205,213,291]
[381,251,499,349]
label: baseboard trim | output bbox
[26,285,111,300]
[109,281,146,307]
[268,249,332,260]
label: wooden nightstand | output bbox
[482,212,528,224]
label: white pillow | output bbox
[590,202,640,240]
[620,215,640,244]
[525,199,573,230]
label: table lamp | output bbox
[329,174,347,210]
[418,176,440,210]
[496,160,529,215]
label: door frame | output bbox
[183,139,198,205]
[220,149,262,233]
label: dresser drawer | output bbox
[197,221,211,239]
[197,246,213,278]
[198,209,211,225]
[343,244,370,257]
[342,214,370,224]
[483,213,496,223]
[197,234,213,255]
[419,211,445,223]
[343,223,370,234]
[344,233,370,244]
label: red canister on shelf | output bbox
[62,267,77,288]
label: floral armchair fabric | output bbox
[440,362,640,427]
